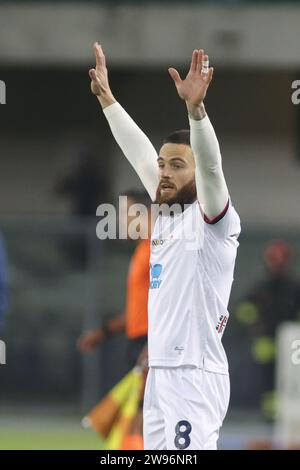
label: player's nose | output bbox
[160,166,173,179]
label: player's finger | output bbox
[89,68,99,83]
[190,49,198,72]
[93,42,106,69]
[206,67,214,83]
[196,49,204,72]
[98,43,106,68]
[201,54,210,76]
[168,67,182,85]
[93,42,101,67]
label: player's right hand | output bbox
[89,42,115,106]
[77,328,105,353]
[136,345,148,369]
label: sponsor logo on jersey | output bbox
[149,263,163,289]
[216,314,228,334]
[152,239,165,247]
[174,346,184,355]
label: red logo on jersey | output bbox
[216,315,228,334]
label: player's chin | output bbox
[160,188,176,200]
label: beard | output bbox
[155,178,197,212]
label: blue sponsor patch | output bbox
[150,263,163,289]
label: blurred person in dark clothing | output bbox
[235,239,300,419]
[56,145,107,217]
[0,233,9,335]
[55,145,108,267]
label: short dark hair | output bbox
[122,189,151,208]
[163,129,191,146]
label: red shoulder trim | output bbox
[203,199,230,225]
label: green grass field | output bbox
[0,429,104,450]
[0,407,105,450]
[0,406,274,449]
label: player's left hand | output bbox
[168,49,214,106]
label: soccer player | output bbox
[89,43,241,450]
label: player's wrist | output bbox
[186,101,206,121]
[97,92,116,109]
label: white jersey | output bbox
[102,102,241,375]
[148,200,241,374]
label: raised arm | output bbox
[168,49,229,220]
[89,43,159,201]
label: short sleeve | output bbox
[204,198,241,241]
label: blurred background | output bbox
[0,0,300,450]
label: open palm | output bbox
[168,49,214,106]
[89,42,110,97]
